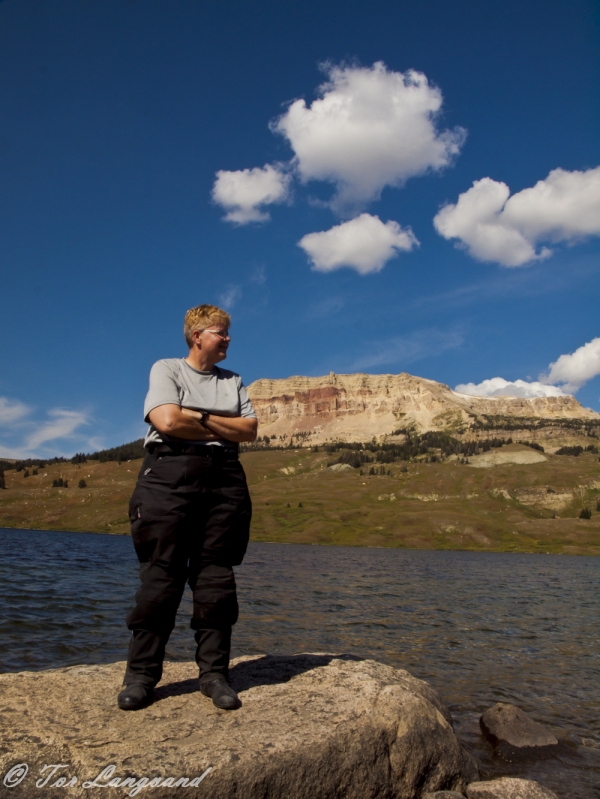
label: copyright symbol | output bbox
[3,763,28,787]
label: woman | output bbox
[118,304,257,711]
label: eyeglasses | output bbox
[203,328,231,340]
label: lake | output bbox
[0,527,598,798]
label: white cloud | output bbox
[25,409,90,450]
[249,265,267,285]
[455,336,600,399]
[212,164,290,224]
[454,378,567,399]
[351,328,464,370]
[272,61,466,214]
[298,213,418,274]
[434,167,600,266]
[0,444,28,459]
[306,295,346,319]
[218,285,242,310]
[541,337,600,393]
[85,436,105,452]
[0,399,94,458]
[0,397,31,425]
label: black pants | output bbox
[124,446,251,688]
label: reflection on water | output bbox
[0,528,598,798]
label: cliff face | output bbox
[246,372,598,443]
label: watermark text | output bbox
[3,763,212,796]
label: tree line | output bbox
[472,415,600,435]
[322,432,513,469]
[70,439,146,464]
[0,439,147,475]
[555,444,599,457]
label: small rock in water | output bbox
[466,777,558,798]
[480,703,558,748]
[581,736,598,747]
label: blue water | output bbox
[1,527,598,798]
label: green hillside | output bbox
[1,445,599,555]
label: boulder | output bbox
[480,703,558,749]
[0,654,478,798]
[466,777,558,798]
[328,463,354,472]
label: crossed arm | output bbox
[147,404,258,443]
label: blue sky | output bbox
[1,0,599,457]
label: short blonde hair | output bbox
[184,304,231,347]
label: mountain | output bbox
[246,372,599,444]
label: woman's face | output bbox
[196,325,230,364]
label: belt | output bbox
[148,442,239,459]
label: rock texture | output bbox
[512,487,574,511]
[0,654,477,799]
[466,449,547,468]
[480,703,559,749]
[246,372,597,444]
[466,777,559,798]
[490,486,575,510]
[423,792,468,798]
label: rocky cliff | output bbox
[247,372,598,444]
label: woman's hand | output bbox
[148,405,218,440]
[181,407,257,442]
[149,405,258,443]
[199,411,258,443]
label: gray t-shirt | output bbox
[143,358,256,447]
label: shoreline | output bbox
[1,525,599,557]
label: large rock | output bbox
[480,703,558,749]
[466,777,558,798]
[0,654,477,798]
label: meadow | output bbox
[1,445,599,555]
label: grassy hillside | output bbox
[1,446,599,554]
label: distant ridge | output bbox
[3,372,597,469]
[247,371,599,445]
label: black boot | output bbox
[194,626,232,678]
[200,676,240,710]
[118,683,153,710]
